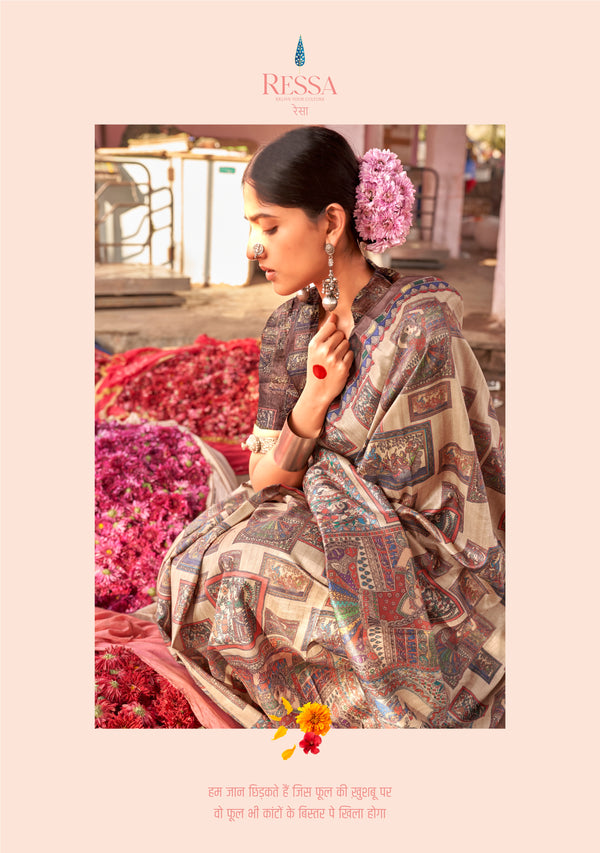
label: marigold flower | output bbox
[296,702,332,736]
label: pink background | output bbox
[1,1,597,850]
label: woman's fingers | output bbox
[334,336,351,357]
[311,312,339,343]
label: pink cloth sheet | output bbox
[95,607,241,728]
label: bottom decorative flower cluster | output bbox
[271,699,332,759]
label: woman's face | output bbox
[243,183,329,297]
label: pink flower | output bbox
[95,418,212,612]
[354,148,415,252]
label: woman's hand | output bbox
[304,313,354,407]
[249,314,354,492]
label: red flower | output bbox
[298,731,322,755]
[95,648,121,674]
[151,681,201,728]
[95,697,118,728]
[96,673,123,703]
[115,702,157,728]
[94,646,200,729]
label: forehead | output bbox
[242,183,282,221]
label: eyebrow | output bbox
[244,212,280,223]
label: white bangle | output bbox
[242,433,279,455]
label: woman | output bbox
[155,126,505,729]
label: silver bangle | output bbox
[272,417,317,472]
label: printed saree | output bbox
[155,268,505,728]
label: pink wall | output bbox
[96,124,373,153]
[97,124,300,150]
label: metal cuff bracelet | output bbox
[272,417,317,472]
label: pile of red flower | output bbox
[95,347,112,386]
[95,645,201,728]
[95,335,260,445]
[95,417,212,613]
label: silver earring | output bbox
[253,243,264,259]
[321,243,339,312]
[295,282,315,303]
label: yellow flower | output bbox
[296,702,332,736]
[269,697,294,722]
[272,726,288,741]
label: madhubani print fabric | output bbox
[155,267,505,728]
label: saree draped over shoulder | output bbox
[155,268,505,728]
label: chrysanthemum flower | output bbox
[96,673,123,703]
[354,148,415,252]
[116,702,156,728]
[95,697,118,728]
[95,649,121,674]
[296,702,332,736]
[95,418,212,612]
[151,682,201,729]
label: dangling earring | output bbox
[321,242,339,312]
[295,282,315,302]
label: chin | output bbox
[274,281,298,297]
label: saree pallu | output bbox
[155,277,505,728]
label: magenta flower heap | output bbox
[95,418,212,613]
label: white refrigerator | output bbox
[96,148,253,286]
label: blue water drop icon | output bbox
[295,35,305,67]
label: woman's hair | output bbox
[243,126,360,241]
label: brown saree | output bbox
[155,268,505,728]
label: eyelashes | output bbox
[248,226,278,239]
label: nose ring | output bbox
[253,243,264,259]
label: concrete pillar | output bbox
[364,124,385,152]
[425,125,466,258]
[491,171,506,322]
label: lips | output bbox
[260,266,276,281]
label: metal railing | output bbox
[405,165,438,243]
[94,158,175,266]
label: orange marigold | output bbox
[296,702,332,736]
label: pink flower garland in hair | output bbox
[354,148,415,253]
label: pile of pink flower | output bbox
[95,335,260,445]
[95,417,211,613]
[95,645,200,728]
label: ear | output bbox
[323,203,347,246]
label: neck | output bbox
[316,247,373,325]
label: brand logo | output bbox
[261,35,337,113]
[262,74,337,96]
